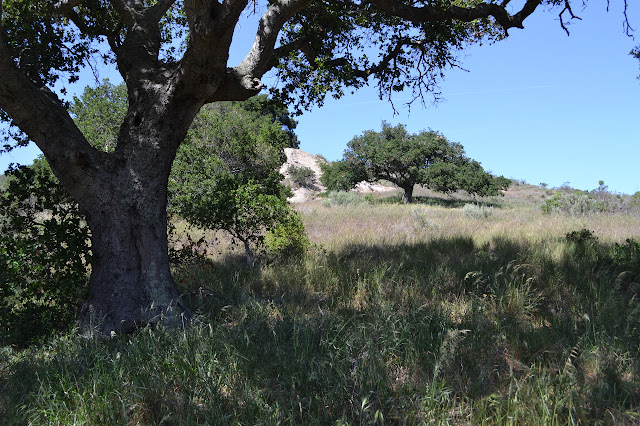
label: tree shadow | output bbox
[5,234,640,424]
[411,195,503,208]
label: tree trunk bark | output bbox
[79,204,189,336]
[402,185,414,204]
[77,169,192,336]
[71,105,197,336]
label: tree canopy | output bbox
[0,0,635,334]
[322,122,510,203]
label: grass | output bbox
[2,184,640,424]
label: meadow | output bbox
[2,183,640,424]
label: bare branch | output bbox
[622,0,634,37]
[558,0,582,36]
[147,0,178,23]
[367,0,543,34]
[234,0,315,82]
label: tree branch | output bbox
[59,7,122,51]
[367,0,543,34]
[52,0,84,13]
[0,41,101,196]
[108,0,137,27]
[147,0,178,24]
[234,0,315,83]
[558,0,582,36]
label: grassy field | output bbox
[2,183,640,424]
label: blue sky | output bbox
[2,2,639,194]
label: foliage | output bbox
[411,207,440,231]
[0,160,91,347]
[264,210,310,260]
[287,165,316,188]
[322,190,372,207]
[271,0,505,112]
[565,228,597,243]
[319,159,367,192]
[542,191,605,215]
[69,81,303,265]
[169,99,301,265]
[334,122,509,203]
[428,160,511,198]
[70,80,127,152]
[542,181,640,216]
[612,238,640,273]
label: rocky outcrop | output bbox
[281,148,397,202]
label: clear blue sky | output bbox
[2,2,639,194]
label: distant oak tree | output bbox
[324,122,509,203]
[0,0,634,334]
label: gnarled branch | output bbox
[234,0,315,81]
[367,0,543,34]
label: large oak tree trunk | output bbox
[401,185,414,204]
[78,181,190,336]
[70,101,199,336]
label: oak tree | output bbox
[326,122,508,203]
[0,0,626,334]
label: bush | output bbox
[264,211,309,260]
[541,192,605,216]
[287,165,316,188]
[565,228,597,243]
[462,203,493,219]
[612,238,640,273]
[412,207,440,231]
[0,161,91,347]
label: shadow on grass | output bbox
[3,235,640,424]
[413,195,503,208]
[375,193,504,208]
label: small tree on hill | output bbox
[329,122,509,203]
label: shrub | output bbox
[287,165,316,188]
[412,207,439,231]
[264,211,309,260]
[565,228,597,243]
[612,238,640,273]
[541,192,605,216]
[462,203,493,219]
[0,162,91,347]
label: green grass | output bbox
[2,186,640,424]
